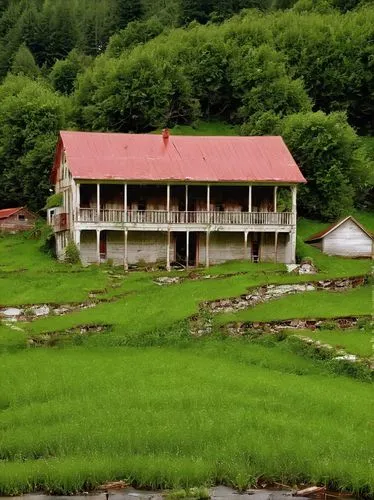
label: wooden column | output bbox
[248,185,252,212]
[207,185,210,212]
[291,185,297,224]
[205,231,210,268]
[167,184,171,223]
[124,183,127,223]
[124,229,128,271]
[186,230,189,269]
[289,230,296,264]
[274,186,278,212]
[244,231,248,260]
[166,230,171,271]
[97,183,100,222]
[185,184,188,222]
[74,230,80,249]
[274,231,278,263]
[96,229,100,264]
[76,183,80,221]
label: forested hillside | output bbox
[0,0,373,219]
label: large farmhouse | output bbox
[49,130,306,268]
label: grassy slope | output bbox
[0,147,373,495]
[216,286,372,325]
[0,228,373,495]
[0,343,373,495]
[0,235,109,305]
[304,328,373,357]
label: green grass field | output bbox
[0,214,373,496]
[305,328,373,358]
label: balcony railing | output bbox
[52,212,69,231]
[77,209,294,226]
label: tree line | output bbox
[0,0,373,220]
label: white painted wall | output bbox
[322,219,373,257]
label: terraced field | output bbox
[0,216,373,496]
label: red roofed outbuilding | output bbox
[50,130,305,267]
[0,207,37,233]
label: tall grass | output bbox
[0,342,373,495]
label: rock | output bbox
[286,264,299,273]
[30,305,50,317]
[334,354,358,362]
[298,263,317,274]
[53,307,70,315]
[0,307,23,317]
[154,276,180,285]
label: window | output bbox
[18,214,25,221]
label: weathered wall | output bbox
[106,231,172,265]
[198,232,246,265]
[80,230,97,264]
[0,209,37,232]
[198,232,289,265]
[55,231,70,260]
[322,219,373,257]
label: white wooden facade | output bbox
[306,216,373,258]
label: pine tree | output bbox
[11,43,39,78]
[116,0,143,30]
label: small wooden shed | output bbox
[305,216,373,258]
[0,207,37,233]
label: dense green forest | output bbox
[0,0,373,219]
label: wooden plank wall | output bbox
[323,219,372,257]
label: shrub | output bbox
[45,193,63,209]
[64,241,81,264]
[318,320,336,331]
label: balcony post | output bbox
[274,231,278,263]
[76,183,80,222]
[248,185,252,212]
[96,229,100,264]
[244,231,248,260]
[205,231,210,268]
[186,230,189,269]
[291,185,297,224]
[185,185,188,222]
[207,185,210,225]
[74,229,80,250]
[166,229,171,271]
[167,184,170,223]
[124,229,128,271]
[274,186,278,212]
[124,183,127,223]
[97,184,100,222]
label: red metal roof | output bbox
[0,207,23,219]
[305,216,374,242]
[53,131,306,184]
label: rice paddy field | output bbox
[0,214,373,497]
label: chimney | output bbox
[162,128,170,142]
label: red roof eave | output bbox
[0,207,24,219]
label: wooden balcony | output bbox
[77,209,294,226]
[52,212,69,232]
